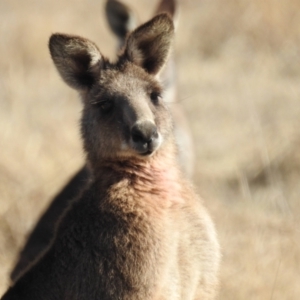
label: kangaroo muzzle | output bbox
[130,121,161,155]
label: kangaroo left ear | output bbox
[122,13,174,75]
[49,34,102,90]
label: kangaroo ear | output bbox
[49,34,102,90]
[154,0,179,30]
[122,13,174,75]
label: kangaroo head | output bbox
[49,14,174,164]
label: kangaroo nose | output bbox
[130,121,161,155]
[131,121,158,145]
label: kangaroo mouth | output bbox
[132,143,156,156]
[130,135,162,157]
[126,132,162,158]
[140,149,154,156]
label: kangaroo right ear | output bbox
[49,34,102,90]
[122,13,174,75]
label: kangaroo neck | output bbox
[89,144,184,209]
[90,141,177,181]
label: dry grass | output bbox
[1,0,300,298]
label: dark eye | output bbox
[92,100,114,114]
[150,91,161,105]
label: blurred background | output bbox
[0,0,300,298]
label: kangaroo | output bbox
[2,14,219,300]
[10,0,195,282]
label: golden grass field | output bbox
[1,0,300,298]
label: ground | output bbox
[0,0,299,299]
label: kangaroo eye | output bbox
[99,101,113,113]
[92,100,114,114]
[150,92,161,105]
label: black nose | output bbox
[131,121,158,144]
[131,121,159,154]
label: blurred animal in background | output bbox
[10,0,195,282]
[2,12,219,300]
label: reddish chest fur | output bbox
[102,151,184,214]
